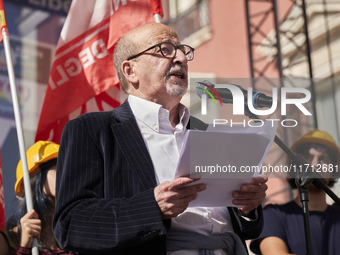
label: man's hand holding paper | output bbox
[154,177,207,219]
[176,121,276,207]
[232,176,268,216]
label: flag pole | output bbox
[154,14,161,23]
[0,1,38,254]
[150,0,163,23]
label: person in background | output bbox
[53,23,268,255]
[250,130,340,255]
[0,141,74,255]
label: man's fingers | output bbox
[232,197,264,212]
[177,183,206,198]
[232,190,266,200]
[250,176,268,185]
[231,177,267,213]
[156,183,205,203]
[168,176,202,189]
[238,183,268,193]
[158,193,198,219]
[155,177,206,219]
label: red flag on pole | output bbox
[0,149,5,231]
[150,0,163,17]
[0,0,5,42]
[35,0,163,143]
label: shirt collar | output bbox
[128,95,190,132]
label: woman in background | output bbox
[0,141,73,255]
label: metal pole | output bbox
[0,1,39,254]
[273,0,284,80]
[301,0,318,129]
[154,14,161,23]
[273,0,290,145]
[245,0,256,89]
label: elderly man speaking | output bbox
[53,23,267,255]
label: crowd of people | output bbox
[0,22,339,255]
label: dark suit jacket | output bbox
[53,100,263,255]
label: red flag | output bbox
[0,149,5,231]
[150,0,163,18]
[0,0,7,42]
[35,0,162,143]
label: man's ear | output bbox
[121,60,139,84]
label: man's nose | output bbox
[173,48,188,64]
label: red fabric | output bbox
[35,0,160,143]
[0,0,7,41]
[150,0,163,18]
[0,0,5,12]
[0,149,5,231]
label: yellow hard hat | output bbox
[290,130,340,163]
[15,141,59,197]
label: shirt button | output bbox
[160,112,165,117]
[154,125,158,130]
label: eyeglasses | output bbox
[127,42,195,61]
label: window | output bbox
[163,0,211,48]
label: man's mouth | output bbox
[170,71,186,80]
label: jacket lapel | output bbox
[187,116,208,131]
[110,100,157,189]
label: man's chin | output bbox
[166,83,187,97]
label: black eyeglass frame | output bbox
[126,42,195,61]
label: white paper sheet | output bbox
[175,121,277,207]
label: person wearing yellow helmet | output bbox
[287,129,340,189]
[250,130,340,255]
[0,141,74,255]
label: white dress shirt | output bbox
[128,95,232,255]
